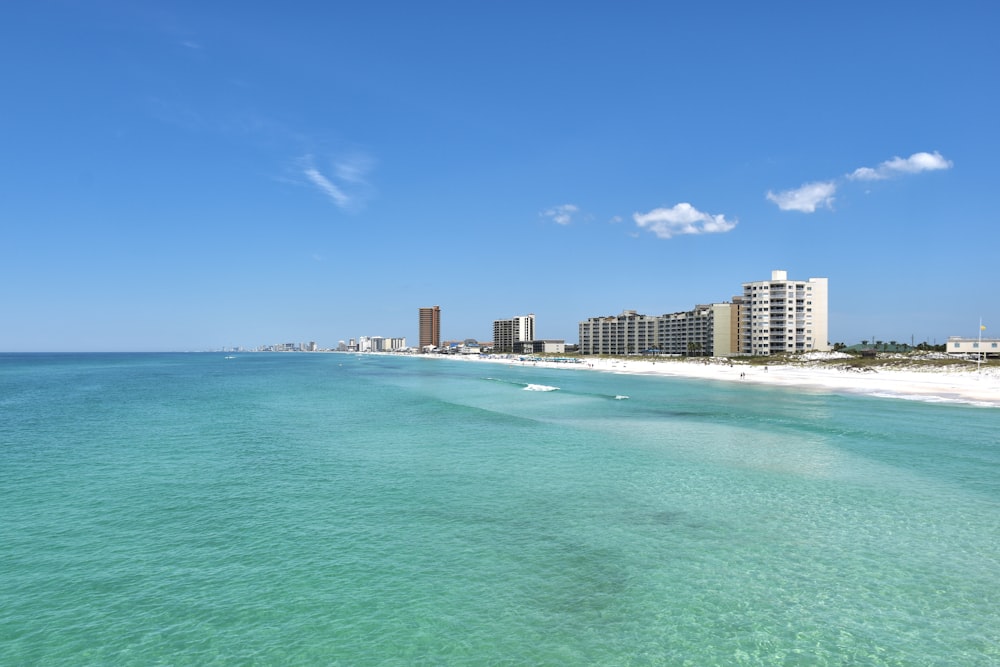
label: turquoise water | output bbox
[2,352,998,666]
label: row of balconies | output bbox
[587,330,689,338]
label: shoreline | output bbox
[433,353,1000,408]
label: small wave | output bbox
[869,391,997,408]
[615,395,630,400]
[484,377,527,387]
[524,384,559,392]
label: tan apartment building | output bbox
[419,306,440,350]
[657,303,739,356]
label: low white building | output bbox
[514,340,565,354]
[946,336,1000,357]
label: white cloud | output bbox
[848,151,952,181]
[300,154,374,211]
[767,151,952,214]
[848,167,879,181]
[304,166,349,208]
[632,202,736,239]
[765,181,836,213]
[541,204,579,225]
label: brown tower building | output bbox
[419,306,440,351]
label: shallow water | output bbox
[2,353,998,665]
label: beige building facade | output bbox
[946,336,1000,357]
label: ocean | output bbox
[2,352,998,665]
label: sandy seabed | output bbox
[440,353,1000,408]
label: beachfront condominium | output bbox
[493,314,535,353]
[658,303,739,356]
[357,336,407,353]
[741,270,829,355]
[578,310,658,356]
[419,306,441,351]
[578,304,737,356]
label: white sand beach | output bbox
[444,353,1000,408]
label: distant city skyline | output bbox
[2,3,997,351]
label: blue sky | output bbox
[2,2,997,351]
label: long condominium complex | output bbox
[419,305,441,350]
[578,304,738,356]
[493,314,535,353]
[578,269,828,357]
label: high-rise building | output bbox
[492,314,535,353]
[740,270,828,355]
[419,306,441,350]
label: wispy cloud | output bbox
[304,165,349,208]
[766,181,837,213]
[768,150,952,213]
[633,203,736,239]
[300,154,375,212]
[334,154,376,185]
[541,204,579,225]
[848,150,953,181]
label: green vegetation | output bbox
[719,353,992,371]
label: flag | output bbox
[982,325,987,331]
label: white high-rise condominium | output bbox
[493,314,535,352]
[741,270,829,355]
